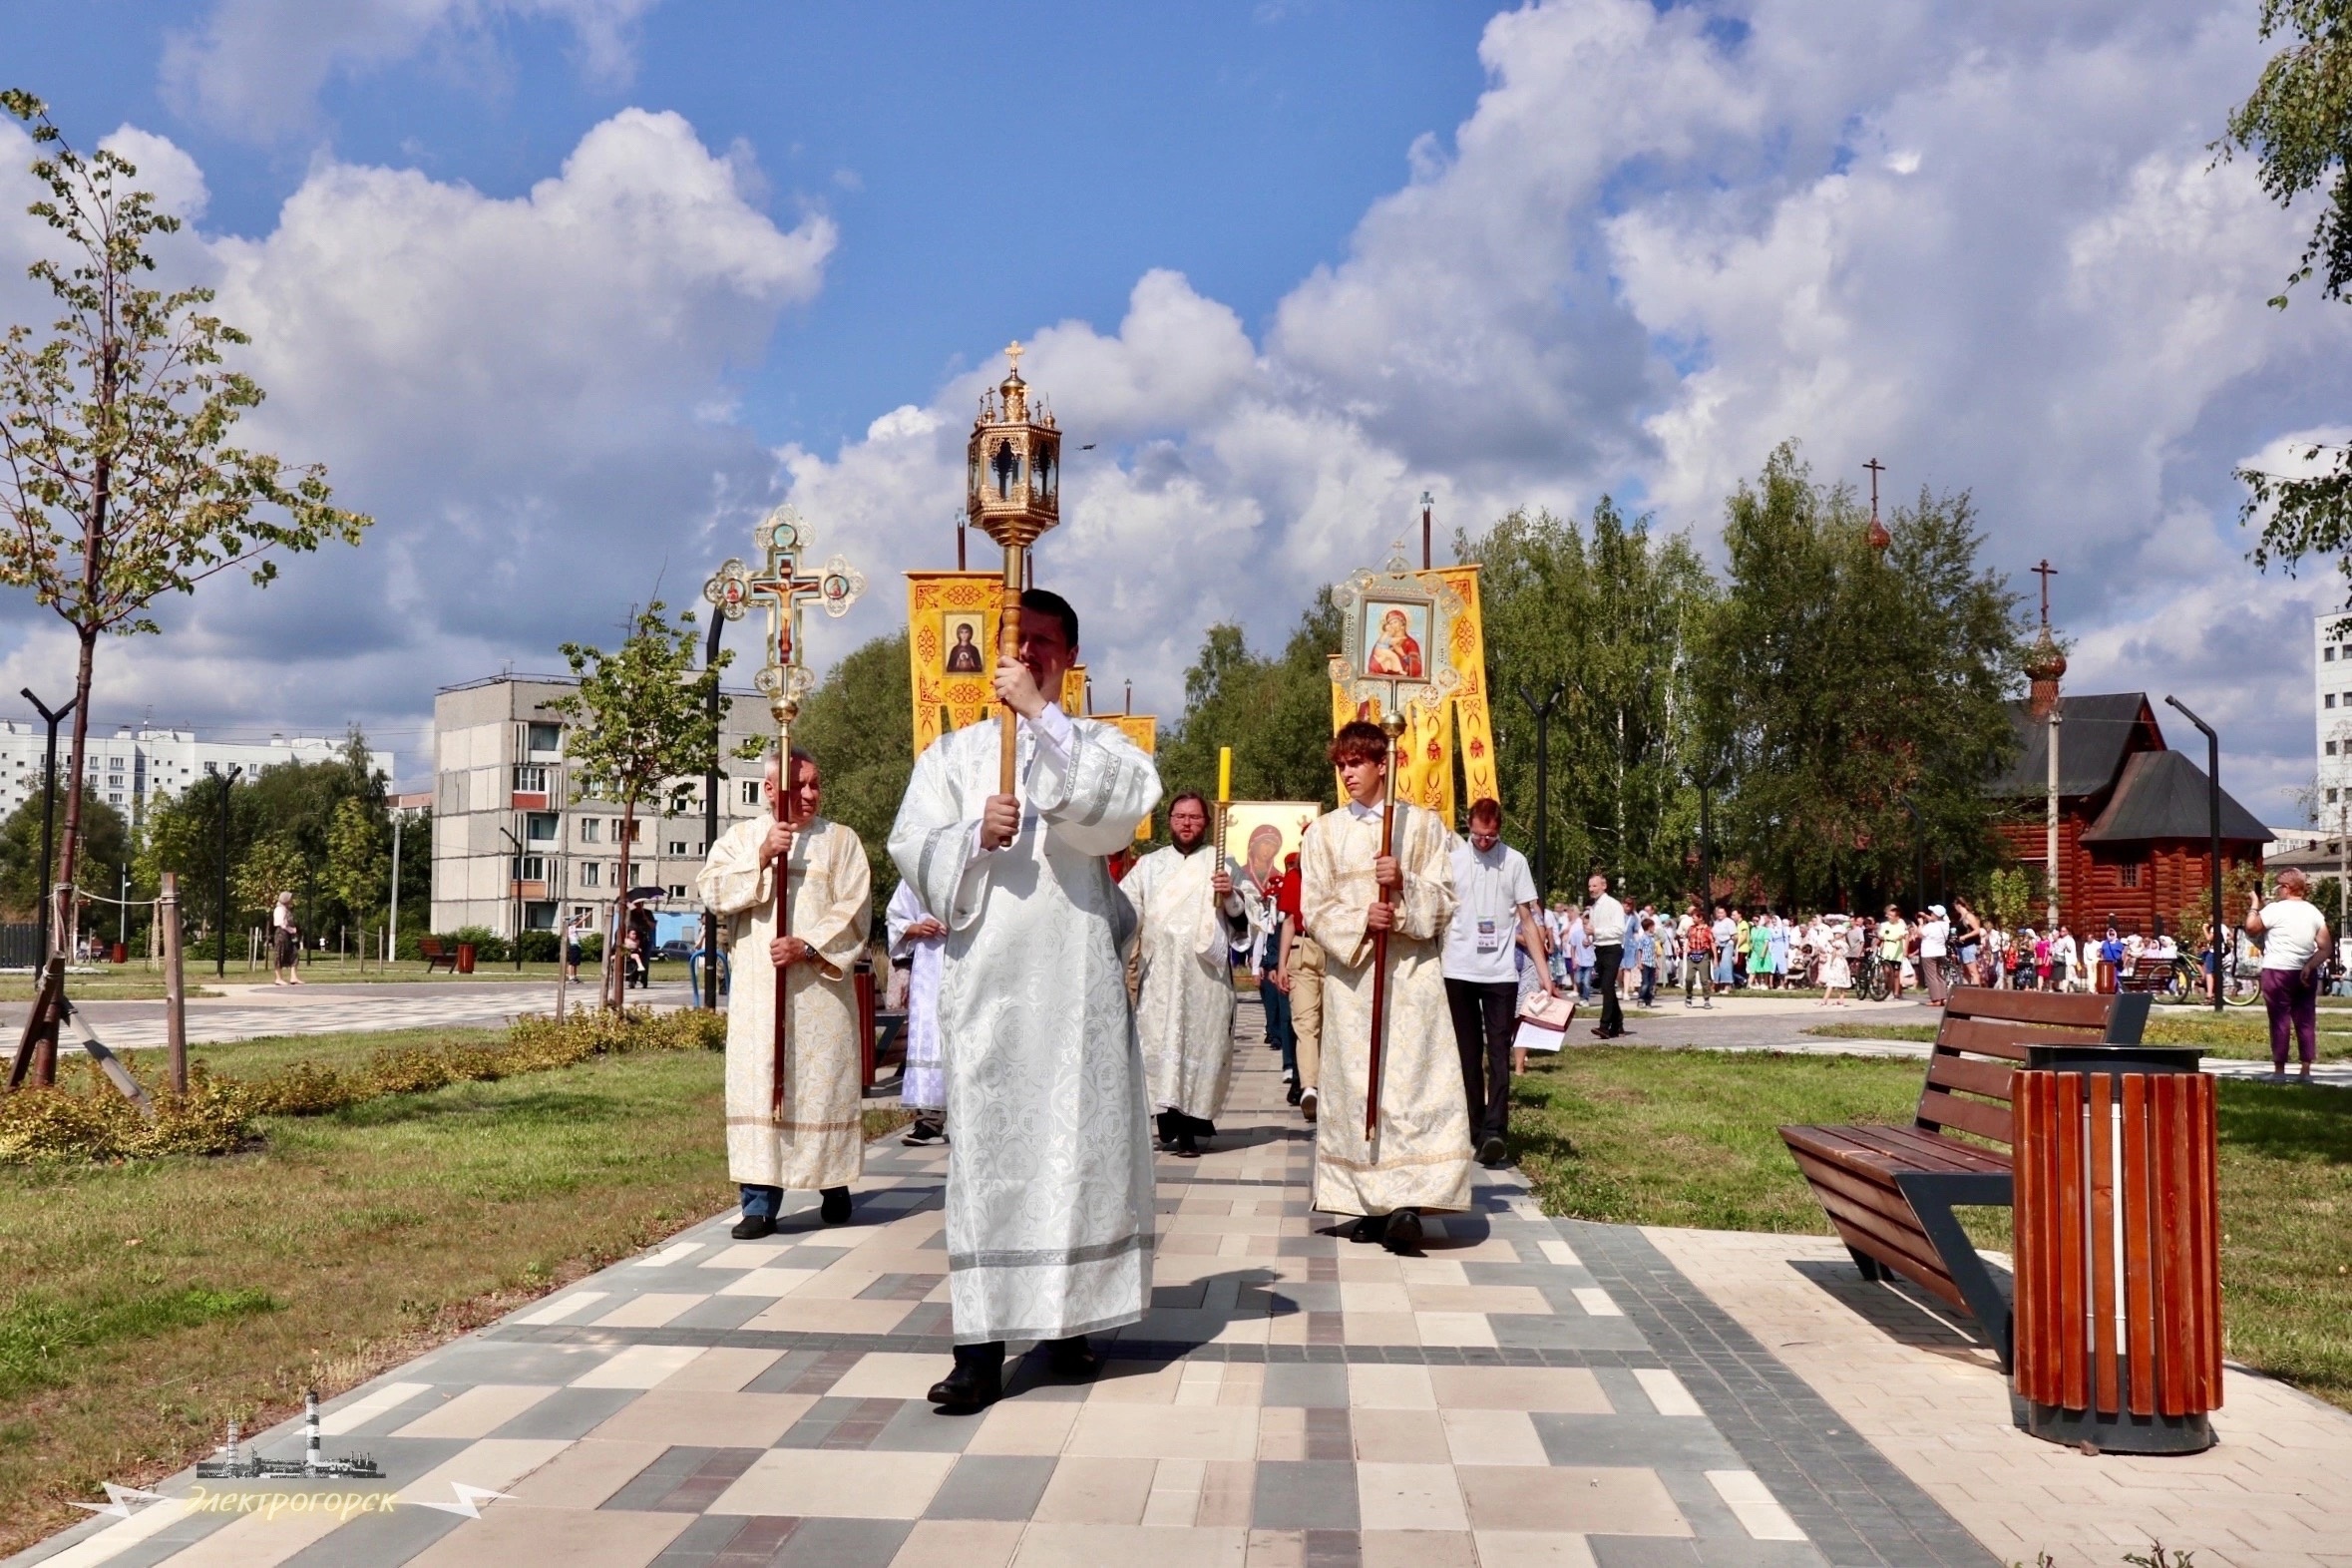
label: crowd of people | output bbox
[694,583,2335,1419]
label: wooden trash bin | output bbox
[2012,1042,2220,1453]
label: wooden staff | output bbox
[771,729,797,1123]
[998,544,1025,794]
[1363,711,1407,1152]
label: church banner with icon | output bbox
[1325,562,1494,828]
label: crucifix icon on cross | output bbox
[703,506,866,726]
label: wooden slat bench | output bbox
[1778,986,2151,1371]
[418,937,457,975]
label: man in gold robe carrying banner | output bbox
[699,749,874,1236]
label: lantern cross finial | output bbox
[1003,341,1023,378]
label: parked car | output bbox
[654,939,700,963]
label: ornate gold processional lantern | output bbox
[966,343,1062,791]
[704,507,865,1121]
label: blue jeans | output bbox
[1574,964,1594,1000]
[1638,965,1657,1006]
[738,1184,784,1221]
[1260,973,1297,1075]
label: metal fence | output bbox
[0,923,40,970]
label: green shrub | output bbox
[0,1006,728,1164]
[444,926,511,965]
[515,930,561,964]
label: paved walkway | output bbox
[5,980,695,1056]
[16,1014,1993,1568]
[18,1003,2352,1568]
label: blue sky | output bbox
[1,0,2348,815]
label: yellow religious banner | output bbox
[906,571,1004,752]
[1324,561,1493,829]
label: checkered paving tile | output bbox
[15,1001,2002,1568]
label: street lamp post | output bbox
[499,826,525,971]
[701,609,725,1010]
[1697,774,1714,912]
[1517,682,1564,898]
[20,687,78,964]
[212,766,240,978]
[2163,695,2225,1014]
[1898,794,1926,916]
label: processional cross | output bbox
[703,507,865,1121]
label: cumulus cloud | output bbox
[0,109,833,763]
[161,0,661,140]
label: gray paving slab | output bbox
[1251,1460,1360,1530]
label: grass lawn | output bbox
[0,977,223,1002]
[1507,1046,2352,1412]
[1804,1014,2352,1061]
[0,1044,739,1555]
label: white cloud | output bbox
[161,0,661,140]
[0,109,832,765]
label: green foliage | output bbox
[0,1008,723,1163]
[1466,501,1717,901]
[1156,591,1350,835]
[1695,444,2025,910]
[320,796,388,927]
[0,92,368,893]
[1985,865,2044,931]
[790,629,915,903]
[0,785,125,920]
[0,1283,278,1401]
[2217,6,2352,612]
[232,835,306,926]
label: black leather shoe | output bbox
[926,1361,1001,1411]
[1286,1080,1303,1106]
[1382,1210,1424,1256]
[1046,1336,1102,1378]
[820,1187,852,1225]
[730,1214,775,1240]
[1348,1213,1388,1245]
[902,1117,945,1146]
[1477,1135,1508,1168]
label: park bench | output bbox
[1777,986,2151,1371]
[418,937,457,975]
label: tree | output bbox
[1466,502,1717,902]
[320,796,388,934]
[0,92,369,950]
[233,834,307,936]
[791,630,915,905]
[1158,592,1349,829]
[1694,444,2026,911]
[548,600,726,1008]
[2216,6,2352,604]
[0,784,126,920]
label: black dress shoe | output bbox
[820,1187,852,1225]
[902,1117,945,1146]
[730,1214,775,1240]
[1382,1210,1425,1256]
[1046,1335,1102,1378]
[926,1361,1001,1411]
[1174,1131,1200,1159]
[1348,1213,1388,1245]
[1477,1135,1508,1168]
[1286,1080,1303,1106]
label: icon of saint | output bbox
[945,620,984,672]
[1367,607,1423,678]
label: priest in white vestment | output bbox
[698,750,874,1237]
[885,880,948,1144]
[888,588,1162,1412]
[1123,792,1249,1157]
[1301,718,1469,1256]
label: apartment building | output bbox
[2320,612,2352,820]
[0,723,383,821]
[429,673,770,936]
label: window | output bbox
[740,779,761,805]
[669,884,686,899]
[2331,695,2339,709]
[667,840,688,857]
[2333,789,2343,805]
[2118,863,2142,888]
[625,819,642,843]
[582,862,600,887]
[107,792,122,805]
[2331,646,2340,662]
[2331,741,2340,756]
[510,855,547,883]
[108,757,123,771]
[581,817,600,843]
[527,721,562,754]
[513,764,550,792]
[526,812,559,842]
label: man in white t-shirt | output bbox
[1918,905,1951,1003]
[1442,799,1554,1167]
[2247,869,2332,1081]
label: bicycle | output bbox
[2168,952,2261,1006]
